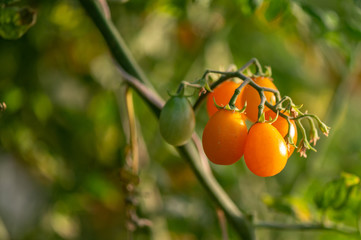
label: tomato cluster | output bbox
[202,77,297,177]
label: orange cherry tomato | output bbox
[240,76,277,122]
[206,80,243,117]
[244,123,288,177]
[265,110,298,157]
[202,109,248,165]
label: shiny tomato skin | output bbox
[244,123,288,177]
[159,96,195,146]
[240,77,277,122]
[206,81,243,117]
[265,110,298,157]
[202,109,248,165]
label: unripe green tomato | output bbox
[159,96,195,146]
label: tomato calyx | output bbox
[199,75,213,93]
[264,110,279,124]
[264,66,272,78]
[213,97,247,113]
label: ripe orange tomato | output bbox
[265,110,298,157]
[202,109,247,165]
[206,80,243,117]
[244,123,288,177]
[240,76,277,122]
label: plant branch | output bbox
[116,69,255,238]
[216,208,229,240]
[177,142,254,239]
[80,0,254,239]
[255,222,359,235]
[78,0,153,88]
[114,62,164,117]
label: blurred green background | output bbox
[1,0,361,239]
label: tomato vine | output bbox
[189,58,330,158]
[78,1,343,239]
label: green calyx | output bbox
[265,111,279,124]
[213,97,246,113]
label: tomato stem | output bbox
[176,83,185,95]
[254,59,263,75]
[193,59,272,112]
[254,221,358,235]
[257,92,266,122]
[228,78,250,108]
[286,118,296,147]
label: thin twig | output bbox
[125,88,139,174]
[255,222,359,235]
[216,208,229,240]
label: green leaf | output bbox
[314,173,361,211]
[264,0,289,22]
[0,5,37,40]
[262,195,294,215]
[341,172,360,187]
[248,0,263,13]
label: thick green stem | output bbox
[79,0,149,85]
[178,141,255,239]
[79,0,254,239]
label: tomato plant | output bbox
[202,109,247,165]
[240,76,277,122]
[206,80,243,117]
[159,96,195,146]
[244,123,288,177]
[265,110,298,157]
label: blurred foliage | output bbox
[0,0,361,239]
[0,1,37,39]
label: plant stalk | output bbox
[79,0,255,239]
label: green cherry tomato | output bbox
[159,96,195,146]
